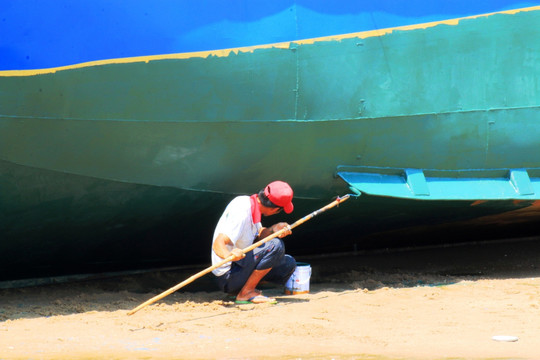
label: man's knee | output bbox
[282,254,296,278]
[268,237,285,258]
[255,238,285,269]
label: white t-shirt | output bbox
[211,196,262,276]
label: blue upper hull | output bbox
[2,0,539,70]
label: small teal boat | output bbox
[1,1,540,281]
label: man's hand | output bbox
[272,222,292,238]
[230,248,246,261]
[256,223,293,242]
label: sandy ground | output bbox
[1,237,540,360]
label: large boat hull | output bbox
[1,4,540,280]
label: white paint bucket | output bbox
[284,262,311,295]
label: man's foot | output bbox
[235,289,262,300]
[235,295,277,304]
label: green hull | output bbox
[2,158,534,281]
[1,8,540,280]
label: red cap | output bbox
[264,181,294,214]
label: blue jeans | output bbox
[214,237,296,295]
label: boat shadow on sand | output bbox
[1,236,540,321]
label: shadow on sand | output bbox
[1,236,540,321]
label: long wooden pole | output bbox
[127,195,350,315]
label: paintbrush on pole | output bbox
[127,194,350,315]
